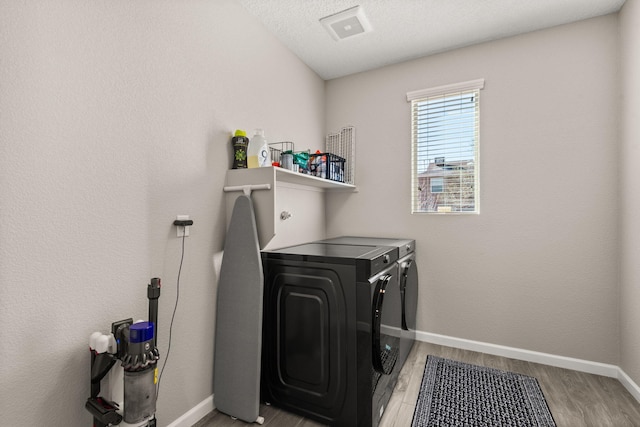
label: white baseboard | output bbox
[618,367,640,403]
[417,330,640,403]
[417,331,619,377]
[166,394,214,427]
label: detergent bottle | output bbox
[231,130,249,169]
[248,129,271,168]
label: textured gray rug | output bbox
[411,356,556,427]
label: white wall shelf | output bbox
[272,166,355,190]
[224,167,355,249]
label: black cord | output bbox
[156,227,186,399]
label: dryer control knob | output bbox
[383,254,390,264]
[406,244,412,252]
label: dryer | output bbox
[261,242,402,427]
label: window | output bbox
[430,177,443,193]
[407,79,484,214]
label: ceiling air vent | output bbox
[320,5,372,41]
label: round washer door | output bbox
[372,274,400,375]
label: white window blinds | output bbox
[407,79,484,214]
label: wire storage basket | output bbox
[268,142,294,165]
[325,126,355,185]
[309,152,346,182]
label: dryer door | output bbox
[397,254,418,372]
[399,255,418,331]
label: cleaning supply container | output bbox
[231,130,249,169]
[248,129,271,168]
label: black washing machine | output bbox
[261,242,402,427]
[319,237,418,370]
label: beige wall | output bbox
[326,15,620,364]
[0,1,324,425]
[620,0,640,387]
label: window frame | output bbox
[407,79,484,214]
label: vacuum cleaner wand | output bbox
[147,278,161,347]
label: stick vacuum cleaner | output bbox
[85,278,161,427]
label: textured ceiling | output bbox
[236,0,626,80]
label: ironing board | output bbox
[213,194,264,424]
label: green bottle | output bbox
[231,130,249,169]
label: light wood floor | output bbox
[194,341,640,427]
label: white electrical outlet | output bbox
[176,214,190,237]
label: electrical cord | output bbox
[156,227,186,399]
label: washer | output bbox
[261,242,402,427]
[319,237,418,370]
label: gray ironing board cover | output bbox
[213,194,263,423]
